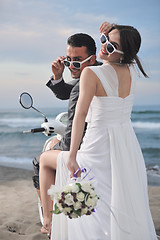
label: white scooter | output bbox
[19,92,68,227]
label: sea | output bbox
[0,105,160,186]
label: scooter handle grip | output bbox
[31,127,45,133]
[23,127,45,133]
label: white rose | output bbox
[91,196,98,207]
[81,207,88,216]
[69,212,78,219]
[81,181,91,193]
[85,196,98,208]
[71,183,80,193]
[64,193,74,206]
[90,189,96,197]
[57,202,63,212]
[63,184,72,193]
[85,197,93,207]
[76,192,85,202]
[73,201,81,210]
[63,207,72,215]
[48,185,62,200]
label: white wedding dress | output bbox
[51,64,157,240]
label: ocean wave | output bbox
[2,118,160,129]
[147,165,160,186]
[0,156,33,170]
[132,110,160,114]
[147,165,160,172]
[132,121,160,129]
[0,117,55,128]
[142,147,160,154]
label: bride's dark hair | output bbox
[110,25,148,77]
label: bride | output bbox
[40,22,157,240]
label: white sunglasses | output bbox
[100,33,124,55]
[63,55,93,69]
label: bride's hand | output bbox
[66,156,81,178]
[99,22,114,35]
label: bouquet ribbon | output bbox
[73,167,95,181]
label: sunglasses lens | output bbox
[63,60,70,67]
[100,35,106,44]
[72,62,81,69]
[107,43,114,54]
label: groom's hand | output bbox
[51,56,65,80]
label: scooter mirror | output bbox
[19,92,48,122]
[19,92,33,109]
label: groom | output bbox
[32,32,102,192]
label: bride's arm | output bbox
[67,67,97,177]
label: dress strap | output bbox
[89,64,136,97]
[89,65,118,96]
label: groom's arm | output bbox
[46,78,77,100]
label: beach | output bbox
[0,166,47,240]
[0,166,160,240]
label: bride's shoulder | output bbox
[88,63,112,73]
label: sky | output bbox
[0,0,160,110]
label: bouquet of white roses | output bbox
[48,176,99,219]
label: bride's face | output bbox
[98,29,123,63]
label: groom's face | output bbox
[66,45,93,79]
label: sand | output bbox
[0,166,160,240]
[0,166,46,240]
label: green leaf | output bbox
[76,183,81,190]
[73,209,81,216]
[51,209,61,214]
[51,203,62,215]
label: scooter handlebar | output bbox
[41,119,66,136]
[23,127,45,134]
[23,114,67,136]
